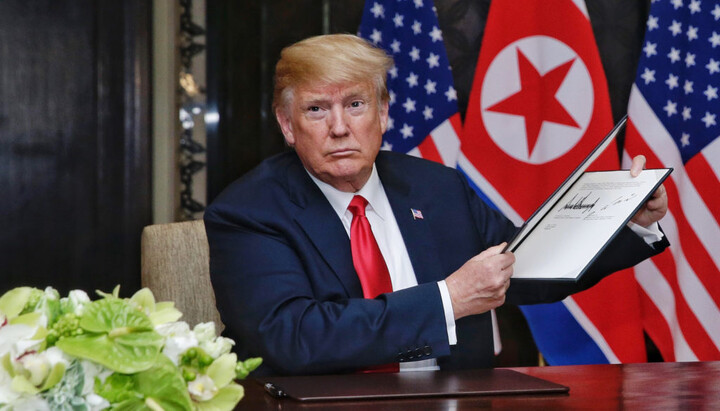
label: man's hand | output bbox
[445,243,515,320]
[629,155,669,227]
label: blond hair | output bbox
[272,34,394,114]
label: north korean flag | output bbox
[459,0,646,364]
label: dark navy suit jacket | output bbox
[205,150,668,376]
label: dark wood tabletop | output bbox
[235,361,720,410]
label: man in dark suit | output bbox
[205,34,669,376]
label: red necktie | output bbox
[348,195,399,373]
[348,195,393,298]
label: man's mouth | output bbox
[329,149,357,156]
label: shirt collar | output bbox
[307,165,386,221]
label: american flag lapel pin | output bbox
[411,208,424,220]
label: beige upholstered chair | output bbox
[140,220,224,331]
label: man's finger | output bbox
[476,243,507,260]
[630,155,646,177]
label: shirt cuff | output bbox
[437,280,457,345]
[627,221,664,245]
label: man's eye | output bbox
[350,101,364,108]
[308,106,320,112]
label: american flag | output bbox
[358,0,462,166]
[625,0,720,360]
[411,208,424,220]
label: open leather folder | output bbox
[256,368,568,401]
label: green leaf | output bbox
[11,374,40,394]
[39,362,67,391]
[1,353,13,375]
[95,372,139,404]
[194,383,245,411]
[56,332,163,374]
[95,285,121,300]
[101,356,194,411]
[0,287,33,318]
[148,304,183,325]
[206,353,236,389]
[9,311,43,327]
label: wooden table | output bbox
[235,361,720,409]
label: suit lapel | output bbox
[377,154,445,284]
[285,156,363,297]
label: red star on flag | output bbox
[486,48,580,157]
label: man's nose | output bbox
[328,106,349,137]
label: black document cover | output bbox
[256,368,568,402]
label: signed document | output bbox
[511,168,671,280]
[505,115,672,281]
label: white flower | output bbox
[192,322,217,344]
[3,396,51,410]
[200,336,234,359]
[17,347,68,387]
[0,366,22,405]
[155,321,192,337]
[85,393,111,411]
[187,374,218,402]
[193,322,234,358]
[156,321,198,365]
[77,361,112,410]
[0,323,43,360]
[64,290,91,316]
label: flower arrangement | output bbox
[0,286,261,410]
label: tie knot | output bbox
[348,195,369,217]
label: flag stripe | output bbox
[456,154,523,225]
[656,211,720,358]
[635,257,699,361]
[519,302,609,365]
[702,137,720,181]
[685,154,720,224]
[639,243,719,360]
[429,114,462,166]
[563,296,620,363]
[416,135,444,164]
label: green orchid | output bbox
[129,288,183,326]
[190,353,247,411]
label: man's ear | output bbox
[379,99,389,134]
[276,108,295,146]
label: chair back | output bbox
[141,220,223,331]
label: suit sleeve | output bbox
[456,168,670,305]
[204,205,451,376]
[506,226,669,305]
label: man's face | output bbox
[276,81,389,192]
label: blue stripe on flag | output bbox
[519,303,610,365]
